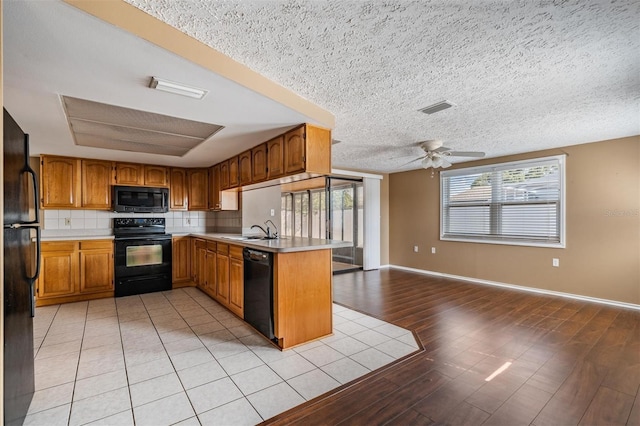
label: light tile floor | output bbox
[27,287,418,425]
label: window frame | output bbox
[440,154,566,248]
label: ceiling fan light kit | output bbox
[421,157,433,168]
[408,139,485,171]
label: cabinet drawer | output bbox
[206,241,217,252]
[79,240,113,250]
[42,241,78,252]
[229,245,243,260]
[216,243,229,255]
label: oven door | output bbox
[114,235,172,296]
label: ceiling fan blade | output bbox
[398,156,426,167]
[441,158,452,168]
[432,146,451,153]
[444,151,485,157]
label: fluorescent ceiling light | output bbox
[149,76,208,99]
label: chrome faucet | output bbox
[264,220,279,239]
[251,224,269,237]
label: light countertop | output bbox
[188,233,352,253]
[41,231,351,253]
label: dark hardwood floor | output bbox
[264,268,640,425]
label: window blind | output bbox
[440,155,565,247]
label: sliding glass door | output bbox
[327,177,363,271]
[281,177,363,272]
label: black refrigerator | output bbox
[3,108,40,425]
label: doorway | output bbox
[327,177,363,273]
[280,177,364,274]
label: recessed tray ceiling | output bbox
[62,96,224,157]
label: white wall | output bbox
[241,186,281,235]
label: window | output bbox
[440,155,565,247]
[281,189,326,238]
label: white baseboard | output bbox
[388,264,640,311]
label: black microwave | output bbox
[112,185,169,213]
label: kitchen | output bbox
[2,1,401,424]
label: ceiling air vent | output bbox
[418,101,455,115]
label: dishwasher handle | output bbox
[243,248,272,264]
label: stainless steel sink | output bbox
[219,235,285,241]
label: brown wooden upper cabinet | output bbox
[284,124,331,176]
[238,150,252,186]
[144,165,169,187]
[219,161,230,190]
[115,163,144,186]
[228,156,239,189]
[40,155,81,208]
[267,136,284,179]
[252,143,268,183]
[187,168,209,211]
[209,164,238,211]
[284,126,306,175]
[81,159,114,210]
[42,155,114,210]
[209,164,221,210]
[169,168,188,211]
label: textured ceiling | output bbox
[125,0,640,173]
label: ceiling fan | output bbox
[407,140,486,169]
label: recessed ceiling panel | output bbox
[63,96,224,156]
[74,134,190,156]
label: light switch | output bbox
[413,246,419,253]
[552,258,559,267]
[431,247,436,254]
[270,209,275,217]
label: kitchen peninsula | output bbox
[180,233,351,350]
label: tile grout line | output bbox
[150,289,202,424]
[116,294,139,426]
[67,301,89,426]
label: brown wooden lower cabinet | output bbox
[204,241,217,297]
[171,236,193,288]
[186,239,244,318]
[79,240,114,294]
[273,249,332,349]
[193,238,208,292]
[215,243,231,305]
[228,246,244,318]
[36,240,114,307]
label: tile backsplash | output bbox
[41,209,242,237]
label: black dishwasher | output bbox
[243,248,276,342]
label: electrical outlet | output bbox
[413,246,419,253]
[431,247,436,254]
[270,209,275,217]
[64,218,71,226]
[552,258,559,267]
